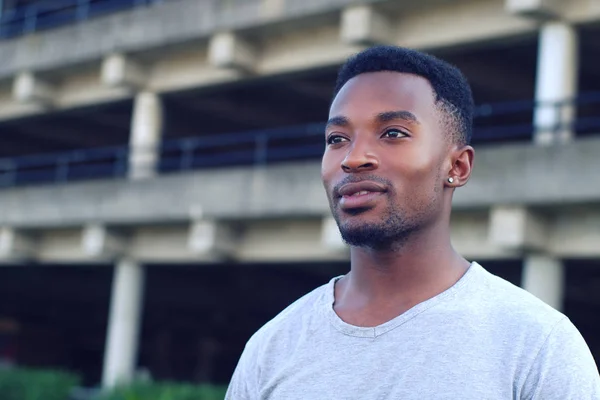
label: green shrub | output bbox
[95,381,228,400]
[0,367,81,400]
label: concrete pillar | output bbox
[188,219,236,259]
[533,22,578,145]
[12,72,55,108]
[208,32,257,73]
[321,216,346,252]
[0,227,35,261]
[522,255,564,311]
[81,224,124,261]
[340,5,392,45]
[488,206,548,251]
[505,0,560,19]
[102,259,145,388]
[101,53,146,89]
[128,91,163,179]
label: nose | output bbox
[340,139,379,173]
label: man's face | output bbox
[321,71,451,249]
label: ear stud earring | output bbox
[448,177,454,183]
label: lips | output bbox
[338,181,387,198]
[337,181,387,210]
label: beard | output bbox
[330,177,442,251]
[334,203,420,251]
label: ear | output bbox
[445,145,474,188]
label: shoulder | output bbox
[225,281,333,399]
[473,263,566,333]
[244,277,333,353]
[226,281,332,399]
[470,264,600,397]
[520,314,600,398]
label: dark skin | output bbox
[321,71,475,327]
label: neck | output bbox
[344,218,469,305]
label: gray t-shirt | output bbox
[226,263,600,399]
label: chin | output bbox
[334,209,414,249]
[336,210,380,232]
[340,226,393,249]
[337,217,388,247]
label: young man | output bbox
[226,46,600,399]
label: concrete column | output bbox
[340,5,392,45]
[208,32,257,73]
[321,216,346,251]
[101,53,146,89]
[12,72,55,108]
[522,255,564,311]
[188,219,236,259]
[488,206,548,251]
[0,227,35,261]
[533,22,578,145]
[102,259,145,388]
[81,224,125,261]
[505,0,560,19]
[128,91,163,179]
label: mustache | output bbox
[332,174,393,197]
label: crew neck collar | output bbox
[324,262,483,338]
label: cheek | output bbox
[391,148,439,181]
[321,151,339,187]
[388,147,445,201]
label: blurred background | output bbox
[0,0,599,398]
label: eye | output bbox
[381,128,409,139]
[326,135,349,145]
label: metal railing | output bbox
[0,145,129,187]
[473,92,600,141]
[0,95,599,188]
[0,122,328,188]
[0,0,162,39]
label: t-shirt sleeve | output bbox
[225,337,260,400]
[521,316,600,400]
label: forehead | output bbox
[329,71,436,120]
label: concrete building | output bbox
[0,0,599,389]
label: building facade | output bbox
[0,0,599,389]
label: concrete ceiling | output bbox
[1,26,600,158]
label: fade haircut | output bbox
[333,46,474,145]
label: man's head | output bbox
[321,46,475,250]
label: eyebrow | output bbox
[326,110,420,129]
[376,110,420,125]
[326,116,350,129]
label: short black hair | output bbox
[333,45,474,145]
